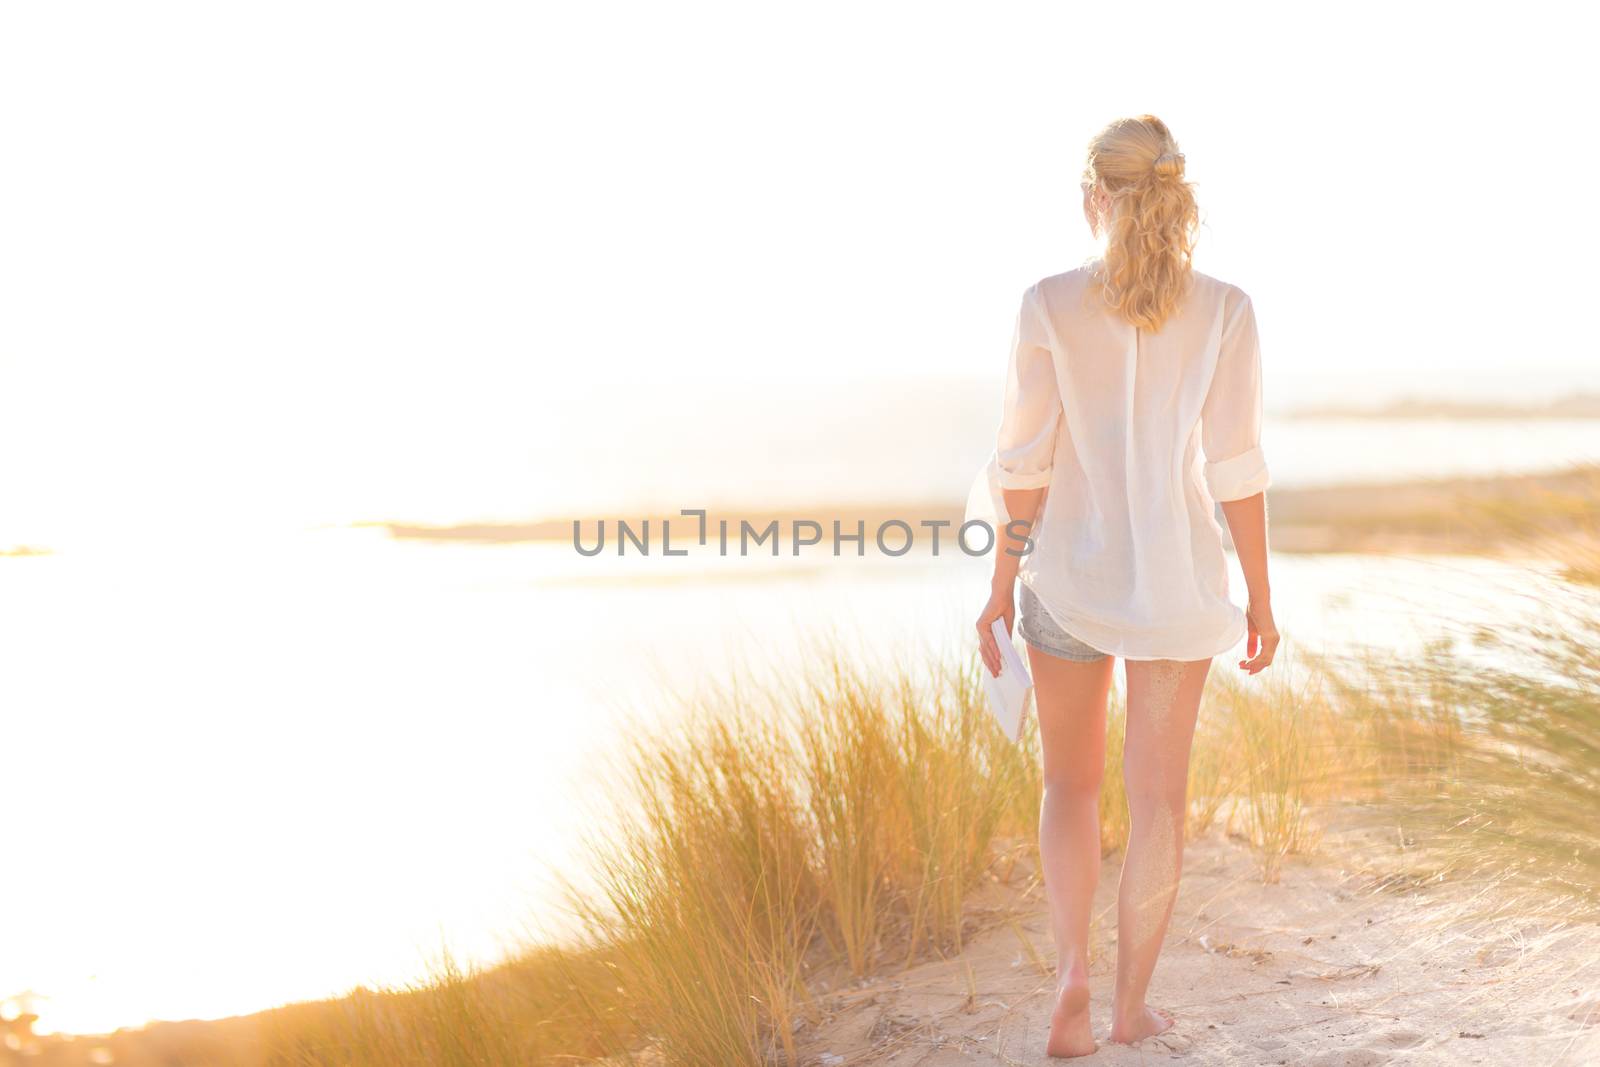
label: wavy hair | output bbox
[1081,115,1200,332]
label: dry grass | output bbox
[1188,664,1329,881]
[1329,626,1600,905]
[558,651,1043,1065]
[1096,694,1130,855]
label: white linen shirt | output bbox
[976,265,1270,661]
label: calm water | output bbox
[170,380,1600,529]
[0,525,1583,1035]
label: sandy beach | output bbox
[801,827,1600,1066]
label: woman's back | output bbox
[989,263,1269,660]
[975,116,1281,1057]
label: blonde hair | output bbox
[1081,115,1199,332]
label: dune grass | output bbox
[26,589,1600,1067]
[1194,665,1329,881]
[1327,626,1600,903]
[553,651,1043,1066]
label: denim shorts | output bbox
[1017,584,1109,662]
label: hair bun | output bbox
[1152,151,1185,180]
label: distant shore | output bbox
[361,463,1600,560]
[1283,392,1600,419]
[1262,463,1600,554]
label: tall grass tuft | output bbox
[1226,668,1326,881]
[566,644,1037,1065]
[1185,688,1239,838]
[1330,606,1600,910]
[797,661,895,977]
[1098,693,1131,855]
[573,700,822,1066]
[884,659,1034,961]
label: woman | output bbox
[974,115,1279,1057]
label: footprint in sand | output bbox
[1376,1028,1425,1048]
[1145,1030,1194,1054]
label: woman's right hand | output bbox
[976,582,1017,677]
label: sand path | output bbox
[801,831,1600,1066]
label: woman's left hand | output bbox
[976,583,1017,677]
[1238,599,1280,674]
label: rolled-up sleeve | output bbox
[1200,289,1271,502]
[993,284,1062,490]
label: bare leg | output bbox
[1028,646,1114,1059]
[1110,657,1211,1045]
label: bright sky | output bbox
[3,1,1598,547]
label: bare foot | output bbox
[1109,1004,1174,1045]
[1046,971,1096,1058]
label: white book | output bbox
[981,617,1033,741]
